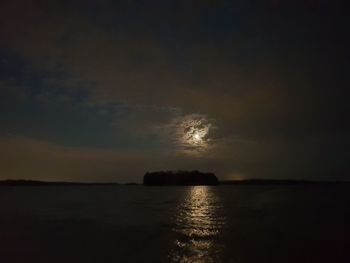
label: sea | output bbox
[0,185,349,263]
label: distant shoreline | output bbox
[219,179,350,185]
[0,179,349,186]
[0,180,132,186]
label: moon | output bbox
[179,115,212,152]
[165,114,213,154]
[193,133,201,142]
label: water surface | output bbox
[0,185,349,262]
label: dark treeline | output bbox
[220,179,350,185]
[143,170,218,186]
[0,180,129,186]
[2,178,347,187]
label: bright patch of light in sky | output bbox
[170,114,214,154]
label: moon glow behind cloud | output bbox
[174,114,213,154]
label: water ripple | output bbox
[169,186,226,263]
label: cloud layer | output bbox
[0,0,348,181]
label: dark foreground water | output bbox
[0,185,349,263]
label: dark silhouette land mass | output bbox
[219,179,350,185]
[0,180,122,186]
[0,178,348,187]
[143,170,218,186]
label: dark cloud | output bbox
[0,0,348,181]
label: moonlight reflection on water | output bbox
[170,186,226,263]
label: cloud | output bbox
[0,126,348,183]
[1,0,343,135]
[110,104,179,139]
[0,79,27,99]
[0,0,348,181]
[0,135,145,182]
[0,135,236,182]
[156,114,216,155]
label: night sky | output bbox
[0,0,348,182]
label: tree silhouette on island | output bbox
[143,170,218,186]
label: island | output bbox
[143,170,218,186]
